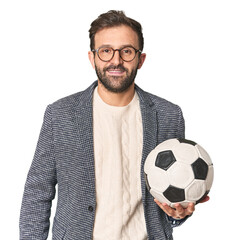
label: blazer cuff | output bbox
[166,214,192,228]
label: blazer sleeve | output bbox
[177,105,185,139]
[19,105,57,240]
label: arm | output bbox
[19,105,57,240]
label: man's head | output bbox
[89,10,144,52]
[88,10,146,93]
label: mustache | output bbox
[104,64,127,72]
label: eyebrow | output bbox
[97,44,136,49]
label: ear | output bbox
[137,53,146,69]
[88,51,95,69]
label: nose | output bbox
[110,49,123,65]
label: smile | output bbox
[107,69,125,76]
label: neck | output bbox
[97,80,135,107]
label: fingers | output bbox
[200,195,210,203]
[162,203,175,217]
[154,199,195,219]
[154,199,168,213]
[184,202,195,217]
[174,203,185,218]
[154,199,176,218]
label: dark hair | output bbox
[89,10,144,51]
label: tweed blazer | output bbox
[20,81,186,240]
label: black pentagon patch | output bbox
[191,158,208,180]
[177,138,197,146]
[155,150,176,170]
[163,185,185,203]
[144,173,151,191]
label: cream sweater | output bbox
[92,87,147,240]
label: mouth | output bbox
[107,69,125,76]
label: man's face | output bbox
[89,25,146,93]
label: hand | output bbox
[199,195,210,203]
[154,196,210,220]
[154,199,195,219]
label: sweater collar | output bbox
[79,80,154,108]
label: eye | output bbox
[100,47,112,54]
[122,48,133,55]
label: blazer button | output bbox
[88,206,94,212]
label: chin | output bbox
[99,78,134,93]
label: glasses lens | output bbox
[98,47,114,61]
[120,47,136,61]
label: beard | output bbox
[95,63,139,93]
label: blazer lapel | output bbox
[74,81,98,197]
[135,85,158,203]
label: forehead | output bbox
[94,25,139,49]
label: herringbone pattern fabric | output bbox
[20,81,185,240]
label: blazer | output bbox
[20,81,186,240]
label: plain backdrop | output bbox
[1,0,231,239]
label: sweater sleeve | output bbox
[19,105,57,240]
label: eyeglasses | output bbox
[92,46,142,62]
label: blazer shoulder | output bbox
[49,81,97,111]
[141,88,182,113]
[50,91,85,110]
[139,88,185,140]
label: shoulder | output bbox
[136,85,185,140]
[49,81,97,111]
[135,85,182,114]
[51,91,85,109]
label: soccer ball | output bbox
[144,138,214,208]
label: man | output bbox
[20,10,208,240]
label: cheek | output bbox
[127,62,139,72]
[96,59,113,70]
